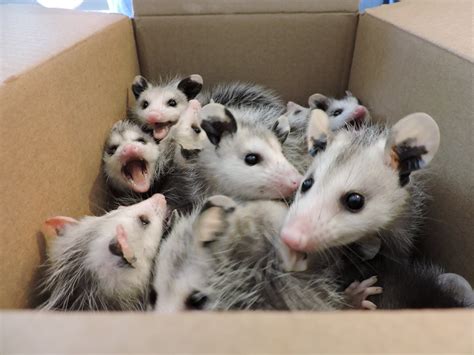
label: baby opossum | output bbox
[154,195,380,312]
[286,91,370,131]
[38,194,168,311]
[103,101,207,212]
[194,103,302,200]
[279,110,473,308]
[282,92,371,174]
[281,109,440,260]
[129,74,203,140]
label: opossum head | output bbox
[103,120,159,194]
[308,91,370,130]
[131,74,203,140]
[42,194,168,305]
[198,103,302,199]
[281,110,440,253]
[154,195,306,312]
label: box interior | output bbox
[1,1,473,351]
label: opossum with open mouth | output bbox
[153,195,380,312]
[280,109,473,308]
[37,194,168,311]
[103,100,207,212]
[129,74,203,141]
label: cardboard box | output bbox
[1,1,473,353]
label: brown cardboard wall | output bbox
[133,13,358,104]
[349,9,474,282]
[0,10,139,309]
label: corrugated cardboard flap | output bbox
[365,0,473,62]
[133,0,359,16]
[2,310,473,353]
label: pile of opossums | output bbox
[36,74,473,312]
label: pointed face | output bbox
[46,194,168,298]
[103,121,159,194]
[281,112,440,253]
[309,92,370,130]
[199,103,302,200]
[132,75,203,141]
[86,194,168,295]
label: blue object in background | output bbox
[360,0,398,12]
[107,0,132,17]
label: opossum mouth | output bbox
[121,159,150,193]
[153,121,176,141]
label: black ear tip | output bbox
[131,75,149,99]
[178,75,204,99]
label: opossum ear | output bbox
[272,115,290,143]
[42,216,79,238]
[177,74,203,100]
[286,101,302,113]
[354,236,381,261]
[200,103,237,146]
[109,224,137,267]
[345,90,353,97]
[385,113,440,187]
[132,75,150,99]
[307,109,332,157]
[308,93,330,111]
[193,195,237,245]
[166,210,180,230]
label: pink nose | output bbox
[150,193,167,207]
[353,106,367,121]
[147,113,163,124]
[120,144,141,162]
[281,223,313,252]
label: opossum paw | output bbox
[344,276,382,310]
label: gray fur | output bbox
[154,197,345,312]
[38,195,167,311]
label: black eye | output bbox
[167,99,177,107]
[138,215,150,227]
[332,109,343,117]
[342,192,365,212]
[301,177,314,193]
[185,291,208,310]
[294,109,302,115]
[141,100,149,110]
[244,153,261,166]
[192,126,201,134]
[136,137,146,144]
[106,145,118,155]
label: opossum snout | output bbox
[353,106,367,121]
[149,193,167,208]
[146,112,164,124]
[278,170,303,196]
[119,144,143,162]
[281,222,313,252]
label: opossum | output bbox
[154,195,380,312]
[279,110,473,308]
[129,74,203,140]
[38,194,168,311]
[194,103,302,200]
[286,91,370,132]
[281,109,440,260]
[283,92,371,174]
[103,101,207,212]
